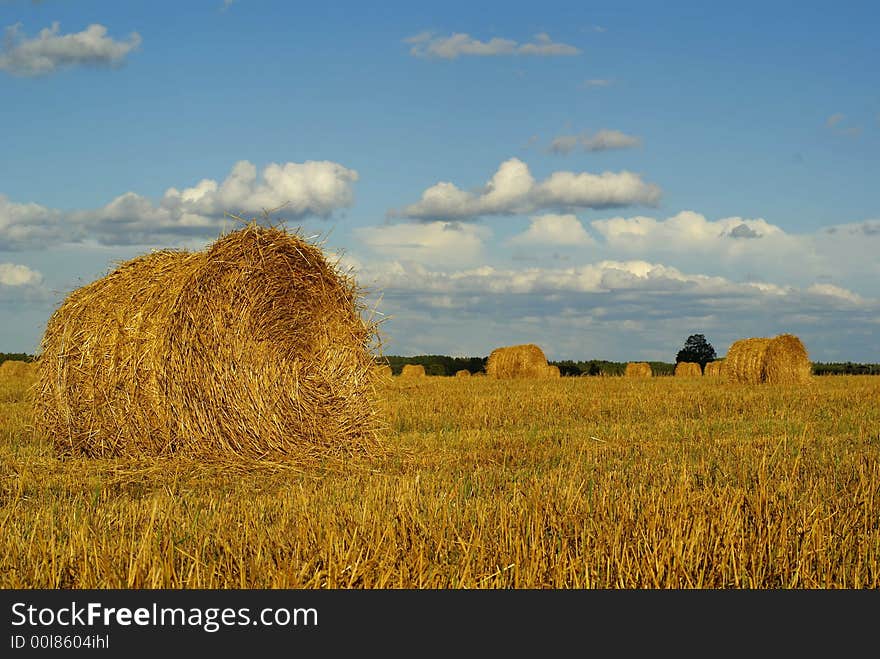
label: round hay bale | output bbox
[546,364,561,378]
[674,361,702,377]
[0,360,34,378]
[485,344,549,379]
[34,223,382,460]
[722,334,811,384]
[400,364,426,378]
[624,362,652,378]
[703,360,724,377]
[722,338,771,384]
[764,334,811,384]
[376,363,393,380]
[455,369,471,378]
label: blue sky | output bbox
[1,0,878,362]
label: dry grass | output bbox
[2,371,879,588]
[675,362,702,377]
[486,344,550,379]
[0,360,34,378]
[625,362,652,378]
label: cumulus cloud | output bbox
[405,31,579,59]
[0,262,46,303]
[0,22,142,76]
[0,160,358,248]
[0,262,41,286]
[592,211,791,251]
[549,129,641,154]
[585,210,880,294]
[354,221,490,267]
[361,259,787,297]
[393,158,661,220]
[806,283,864,305]
[0,195,68,250]
[508,214,595,247]
[353,257,877,360]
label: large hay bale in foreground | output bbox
[400,364,426,378]
[34,223,382,459]
[546,364,561,378]
[722,334,811,384]
[674,361,702,377]
[704,360,724,377]
[764,334,812,384]
[0,360,34,378]
[624,362,652,378]
[455,369,471,378]
[485,344,549,379]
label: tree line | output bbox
[0,353,36,365]
[3,351,877,376]
[381,355,880,377]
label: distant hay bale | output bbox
[485,344,549,379]
[722,334,811,384]
[455,369,471,378]
[723,338,771,384]
[0,360,34,378]
[376,364,393,380]
[34,223,382,460]
[624,362,652,378]
[704,360,724,377]
[400,364,426,378]
[546,364,561,378]
[674,361,702,377]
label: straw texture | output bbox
[34,223,383,460]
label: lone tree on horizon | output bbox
[676,334,717,370]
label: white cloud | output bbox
[0,195,68,250]
[806,283,865,305]
[0,262,42,286]
[549,129,641,154]
[0,261,46,303]
[0,22,142,76]
[394,158,660,220]
[405,31,579,59]
[592,211,789,248]
[508,214,595,246]
[354,221,490,267]
[160,160,358,219]
[354,257,878,361]
[0,160,358,248]
[358,259,777,297]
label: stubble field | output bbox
[1,371,878,588]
